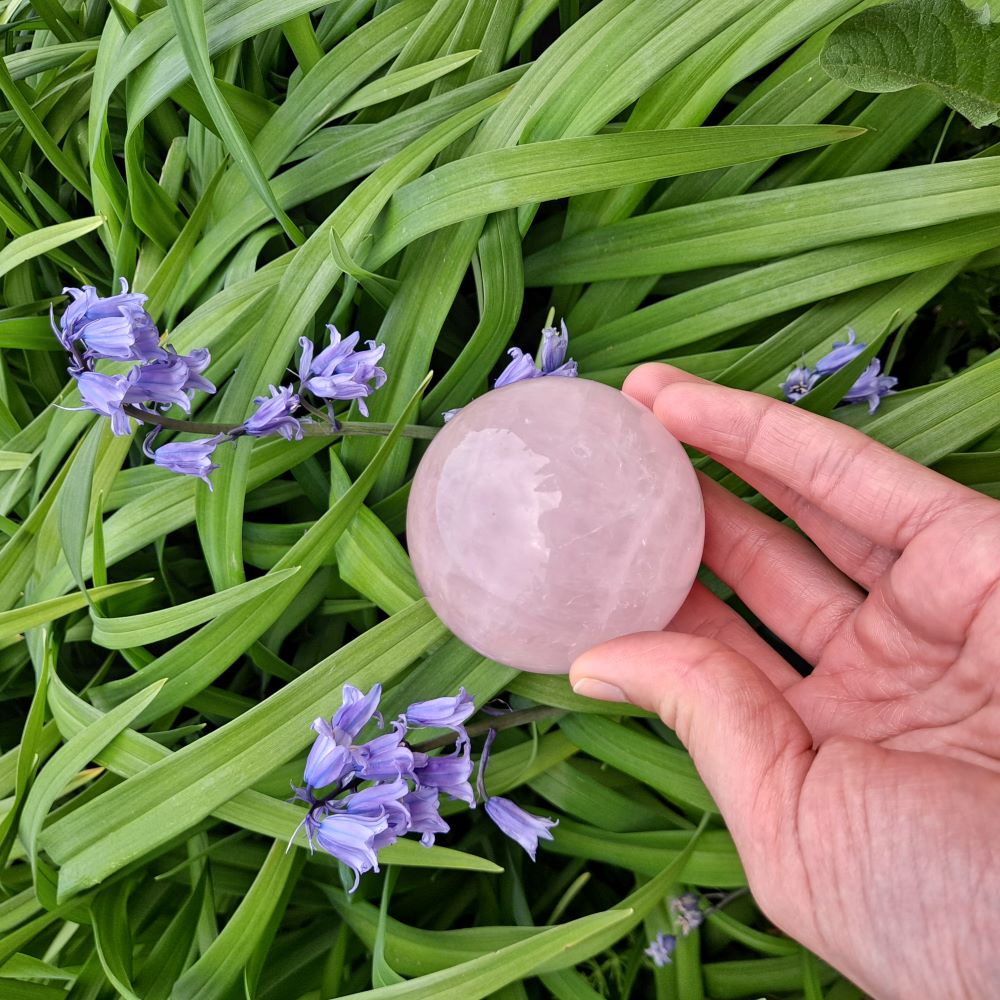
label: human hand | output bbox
[570,364,1000,1000]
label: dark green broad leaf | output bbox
[821,0,1000,126]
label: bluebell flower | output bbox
[483,796,557,862]
[476,728,557,859]
[814,327,866,375]
[314,810,388,891]
[413,742,475,807]
[405,688,475,747]
[497,318,579,387]
[671,893,704,935]
[123,354,194,413]
[168,346,216,397]
[58,280,164,363]
[303,718,355,790]
[352,720,418,782]
[539,321,578,377]
[444,319,578,420]
[644,931,677,967]
[303,685,417,785]
[78,309,160,364]
[74,349,216,434]
[780,327,898,412]
[340,778,411,849]
[304,684,384,788]
[60,280,147,336]
[842,359,897,414]
[401,787,449,847]
[74,372,134,436]
[779,365,821,403]
[298,327,387,417]
[494,347,543,389]
[335,683,385,735]
[149,435,225,488]
[243,385,303,440]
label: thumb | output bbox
[570,632,814,877]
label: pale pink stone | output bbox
[406,377,705,673]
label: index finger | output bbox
[628,363,978,551]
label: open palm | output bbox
[570,364,1000,1000]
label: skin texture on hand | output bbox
[570,364,1000,1000]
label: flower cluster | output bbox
[54,283,387,487]
[443,319,578,422]
[293,684,557,891]
[55,280,216,436]
[644,893,704,967]
[779,328,897,414]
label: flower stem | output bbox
[124,405,439,440]
[703,887,749,915]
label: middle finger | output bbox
[714,456,901,590]
[699,473,865,664]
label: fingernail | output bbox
[571,677,628,703]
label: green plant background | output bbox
[0,1,998,998]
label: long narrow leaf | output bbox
[90,567,299,649]
[166,0,303,243]
[0,580,151,642]
[369,126,863,262]
[0,218,104,282]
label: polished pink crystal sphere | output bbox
[406,377,705,673]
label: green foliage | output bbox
[0,0,997,998]
[822,0,1000,126]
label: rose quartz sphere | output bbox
[406,377,705,673]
